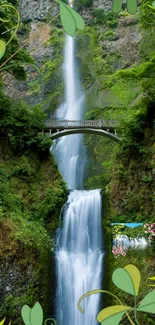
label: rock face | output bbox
[19,0,53,22]
[0,220,49,324]
[3,0,142,112]
[3,0,61,108]
[93,0,113,10]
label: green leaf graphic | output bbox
[60,2,76,37]
[152,1,155,8]
[127,0,137,14]
[67,6,85,30]
[97,305,132,325]
[112,264,140,296]
[112,0,122,13]
[137,290,155,313]
[21,305,31,325]
[124,264,141,296]
[0,40,6,59]
[30,302,43,325]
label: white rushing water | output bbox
[56,190,103,325]
[52,32,103,325]
[52,35,85,190]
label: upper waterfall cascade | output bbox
[52,35,85,190]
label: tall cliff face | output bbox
[3,0,64,110]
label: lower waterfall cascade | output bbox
[56,190,103,325]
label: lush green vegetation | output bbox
[0,0,33,78]
[82,0,155,223]
[0,0,155,323]
[92,9,118,27]
[0,8,67,316]
[0,1,68,321]
[0,82,67,322]
[0,83,67,321]
[75,0,93,11]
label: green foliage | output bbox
[0,87,53,153]
[12,214,53,252]
[92,9,118,27]
[112,224,125,238]
[102,30,116,40]
[75,0,93,10]
[92,9,106,24]
[140,0,155,28]
[0,86,67,317]
[0,0,33,78]
[85,45,155,220]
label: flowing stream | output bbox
[52,33,103,325]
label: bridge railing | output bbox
[44,120,119,129]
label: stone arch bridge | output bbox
[43,120,123,142]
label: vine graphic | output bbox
[0,0,85,69]
[0,3,20,59]
[1,0,155,71]
[78,264,155,325]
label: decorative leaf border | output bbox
[1,0,155,71]
[1,264,155,325]
[0,0,84,68]
[78,264,155,325]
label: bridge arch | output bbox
[50,128,121,142]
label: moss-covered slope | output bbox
[79,3,155,223]
[0,87,67,323]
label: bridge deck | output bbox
[44,119,119,130]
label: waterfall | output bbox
[113,235,148,251]
[52,35,85,190]
[56,190,103,325]
[52,31,103,325]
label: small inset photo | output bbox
[111,222,155,257]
